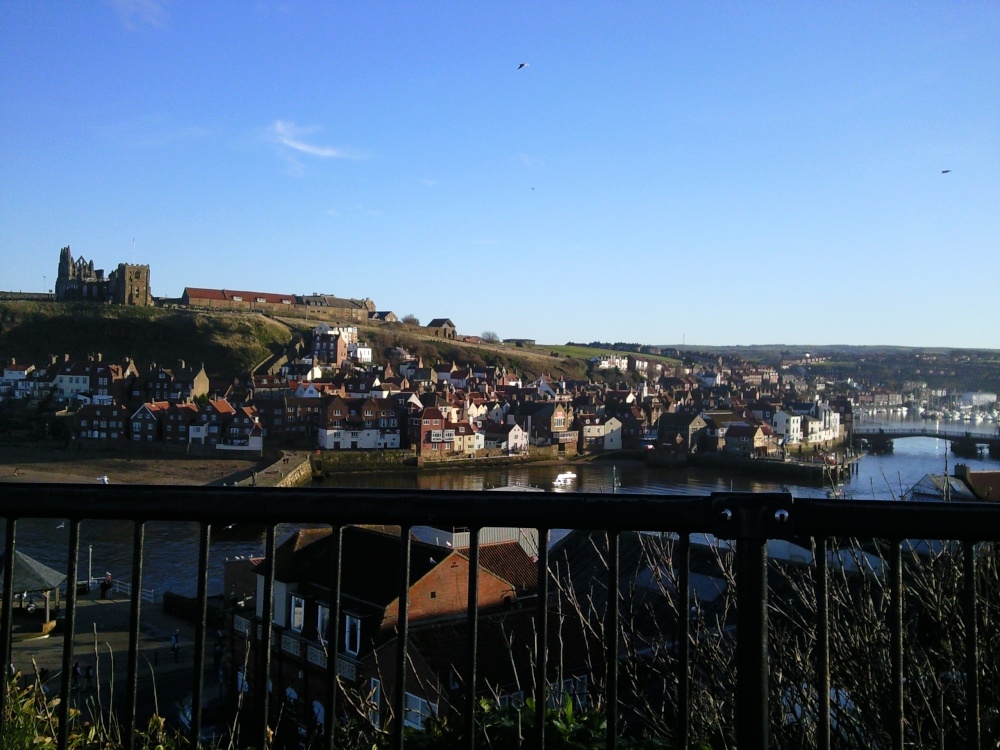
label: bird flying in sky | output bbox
[517,62,529,69]
[942,169,951,173]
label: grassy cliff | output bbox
[0,301,654,383]
[0,301,292,377]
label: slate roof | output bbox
[0,551,67,592]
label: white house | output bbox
[484,423,529,454]
[589,355,628,371]
[348,342,373,363]
[2,361,34,400]
[772,411,803,444]
[312,322,358,344]
[318,425,400,451]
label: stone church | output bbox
[55,246,152,306]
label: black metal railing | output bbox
[1,484,999,749]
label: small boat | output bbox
[553,471,576,486]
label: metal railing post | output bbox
[464,527,480,750]
[815,537,830,750]
[713,492,794,748]
[190,521,212,745]
[324,525,343,750]
[57,519,81,750]
[676,534,691,747]
[889,540,903,750]
[605,531,619,750]
[534,527,550,750]
[0,518,17,741]
[393,527,412,750]
[257,524,276,750]
[963,541,980,749]
[124,521,145,750]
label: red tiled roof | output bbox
[963,471,1000,502]
[457,542,538,593]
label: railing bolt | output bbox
[774,509,790,523]
[719,509,733,522]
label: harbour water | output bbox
[5,427,999,599]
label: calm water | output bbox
[5,431,998,598]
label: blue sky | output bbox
[2,2,998,349]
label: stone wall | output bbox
[310,449,416,478]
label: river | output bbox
[6,420,999,599]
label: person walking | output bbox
[101,572,113,599]
[171,630,181,662]
[72,662,81,691]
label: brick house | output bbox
[163,402,202,445]
[130,401,170,443]
[318,396,402,450]
[229,527,538,742]
[509,402,576,449]
[656,412,708,452]
[722,422,777,458]
[73,403,130,444]
[200,399,236,446]
[129,361,210,406]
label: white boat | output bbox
[553,471,576,486]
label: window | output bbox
[344,614,361,655]
[317,605,329,643]
[369,678,381,727]
[499,691,525,709]
[549,675,588,711]
[290,596,305,633]
[403,692,437,729]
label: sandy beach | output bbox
[0,444,290,486]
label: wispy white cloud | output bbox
[109,0,168,30]
[268,120,362,159]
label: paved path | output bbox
[10,589,229,735]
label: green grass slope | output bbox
[0,301,292,377]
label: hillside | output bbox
[0,302,609,382]
[0,301,292,377]
[271,314,596,382]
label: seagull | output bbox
[56,521,65,529]
[942,169,951,174]
[517,62,529,70]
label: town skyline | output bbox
[2,3,998,349]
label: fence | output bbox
[1,483,998,750]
